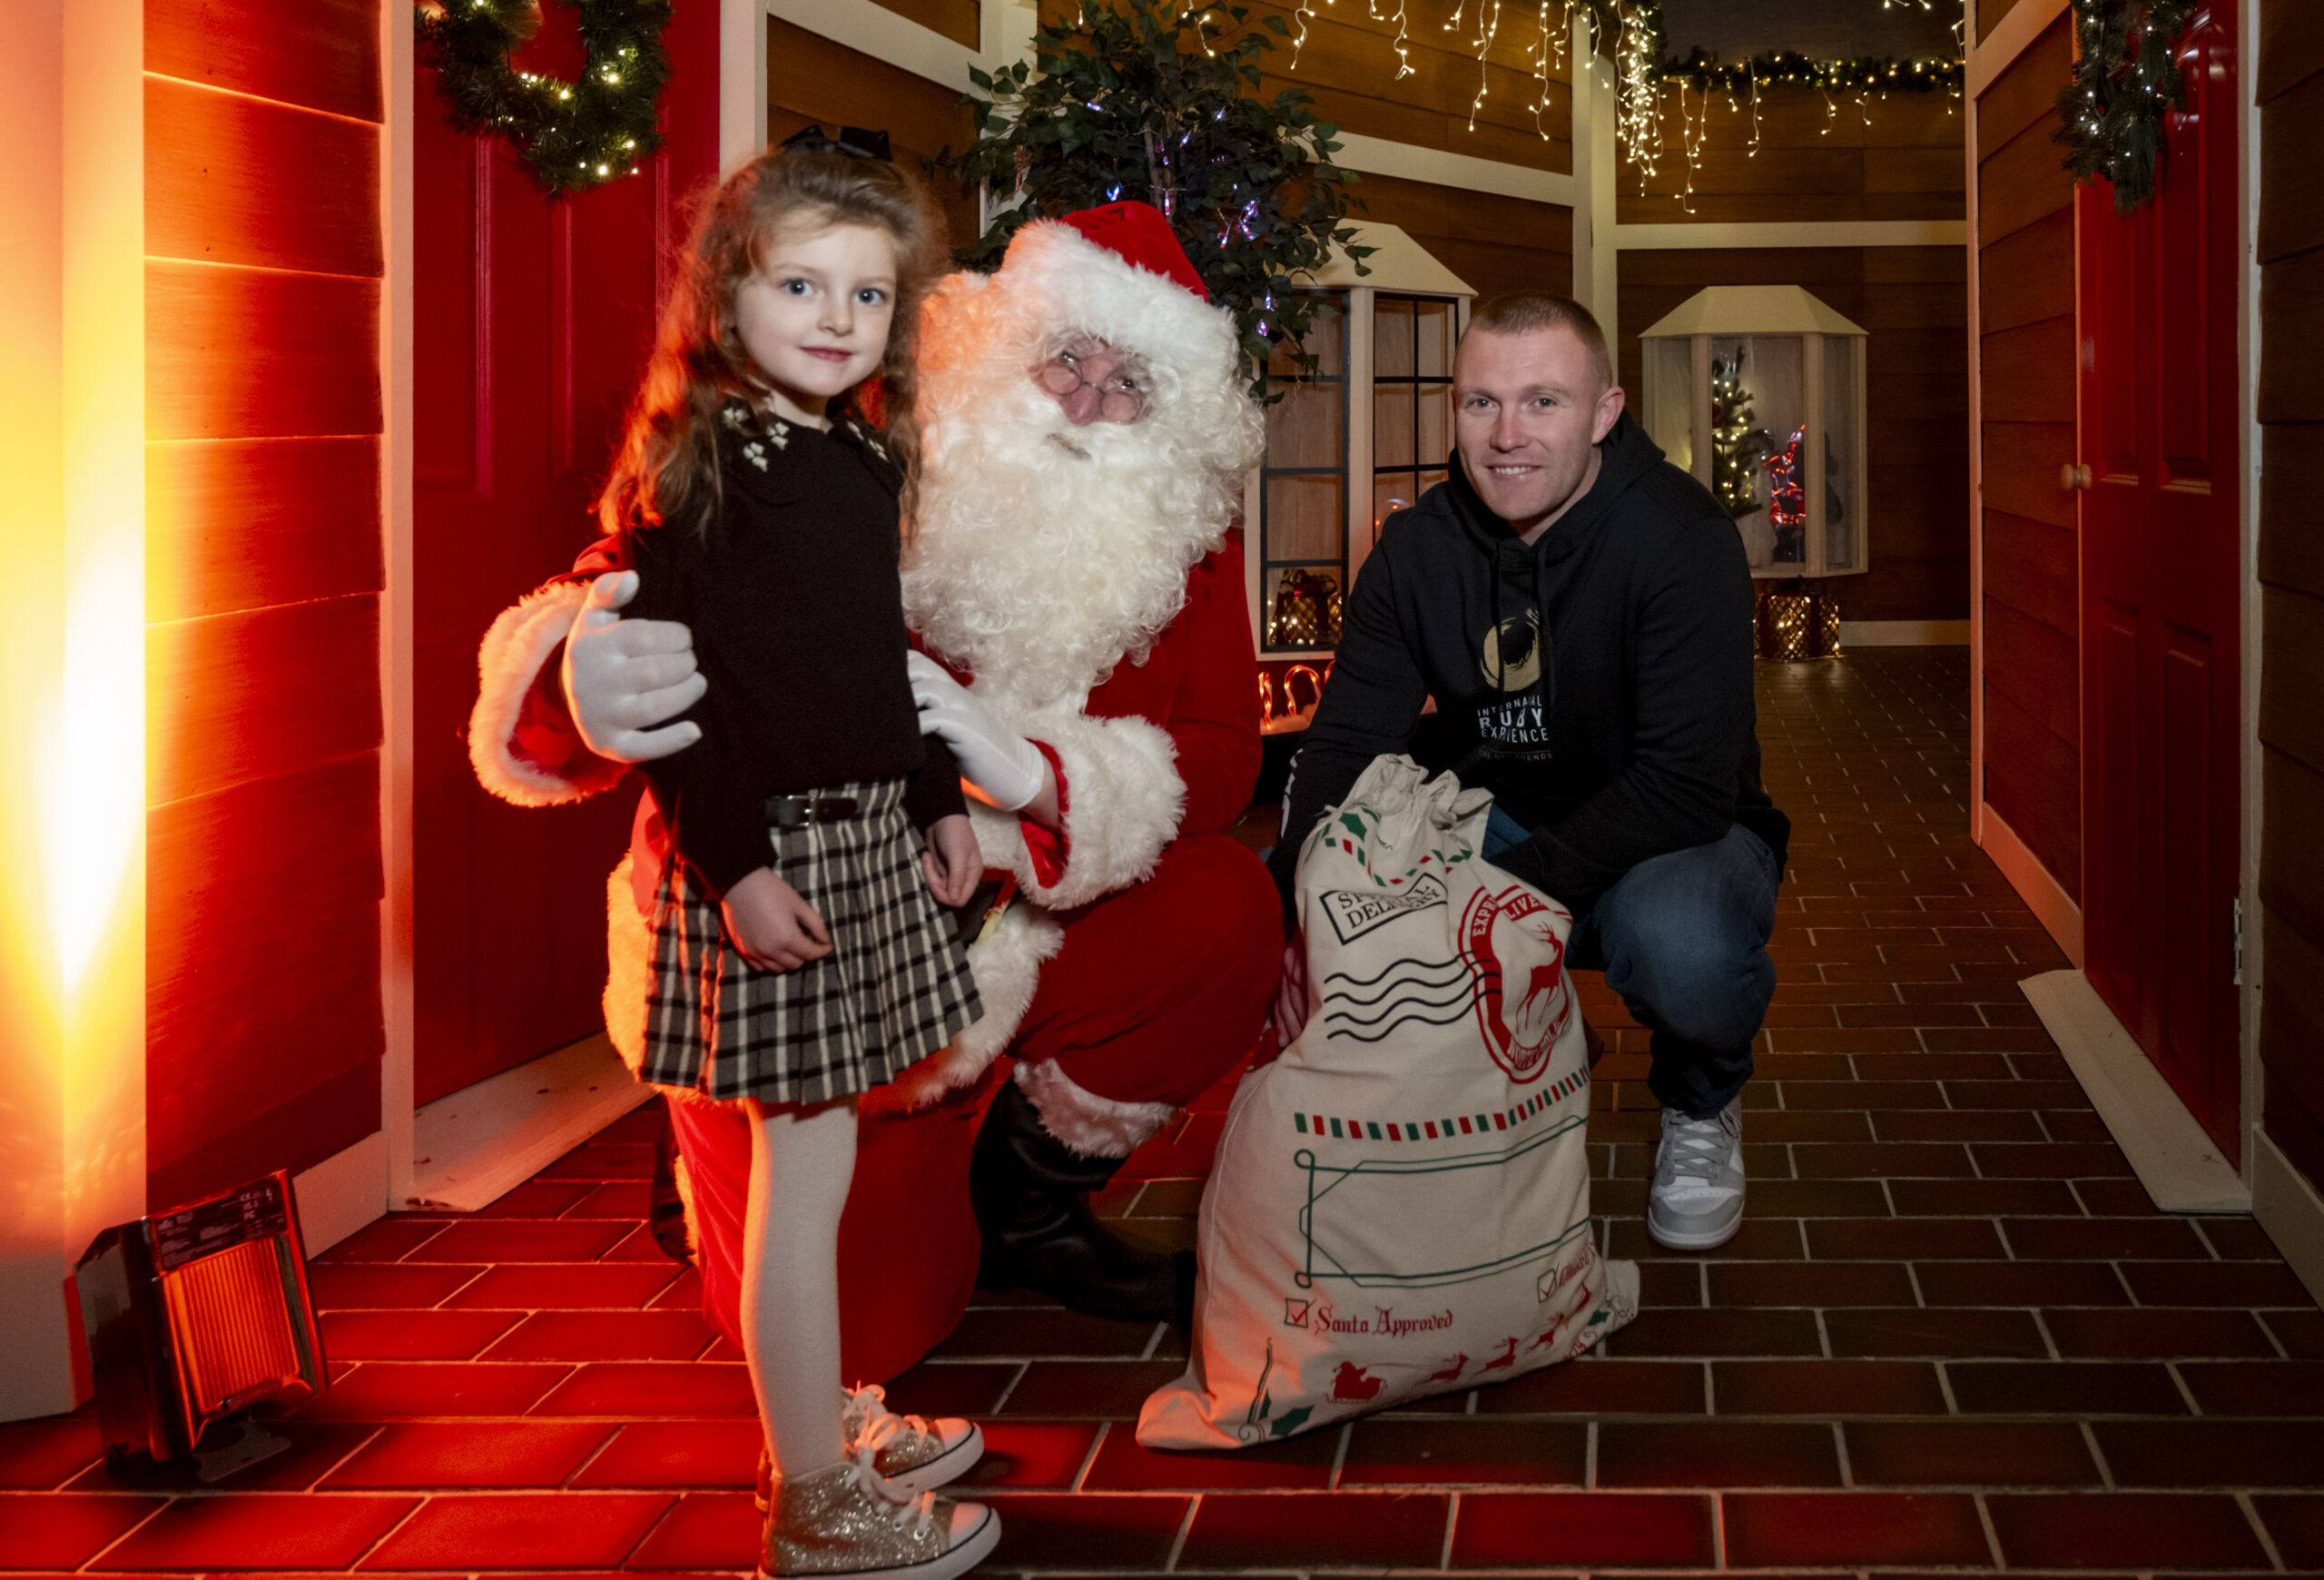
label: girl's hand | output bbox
[721,866,832,972]
[921,814,982,908]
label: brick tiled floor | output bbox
[7,648,2322,1574]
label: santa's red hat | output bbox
[988,202,1236,397]
[1059,202,1210,303]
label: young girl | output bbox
[596,143,999,1578]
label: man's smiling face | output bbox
[1452,323,1627,542]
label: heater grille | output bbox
[162,1239,305,1417]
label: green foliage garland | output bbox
[2053,0,2200,214]
[416,0,673,198]
[939,0,1367,394]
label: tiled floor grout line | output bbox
[1161,1490,1199,1572]
[2236,1487,2290,1573]
[1068,1419,1108,1494]
[985,1359,1032,1415]
[1933,1360,1960,1416]
[2028,1308,2063,1363]
[2166,1360,2204,1417]
[2079,1419,2118,1490]
[1973,1488,2006,1570]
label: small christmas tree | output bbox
[1709,356,1760,518]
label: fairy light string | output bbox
[1275,0,1964,198]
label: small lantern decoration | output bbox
[1755,581,1846,660]
[1250,223,1475,661]
[1639,286,1870,585]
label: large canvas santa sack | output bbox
[1139,755,1637,1448]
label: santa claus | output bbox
[469,202,1282,1361]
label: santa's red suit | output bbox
[468,206,1282,1378]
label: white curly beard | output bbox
[901,265,1260,710]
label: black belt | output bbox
[764,794,862,829]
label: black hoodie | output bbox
[1272,412,1789,917]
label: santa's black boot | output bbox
[969,1080,1193,1322]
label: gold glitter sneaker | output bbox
[757,1387,984,1511]
[759,1457,999,1579]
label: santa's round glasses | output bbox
[1035,346,1147,424]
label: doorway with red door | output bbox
[2075,0,2245,1162]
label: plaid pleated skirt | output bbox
[639,778,982,1106]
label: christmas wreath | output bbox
[2053,0,2200,214]
[416,0,674,198]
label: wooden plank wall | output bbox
[1974,15,2079,901]
[1979,0,2029,48]
[1246,0,1573,177]
[1615,90,1967,623]
[862,0,980,50]
[768,18,980,253]
[1620,84,1964,225]
[143,0,386,1210]
[2256,0,2324,1190]
[1354,173,1573,301]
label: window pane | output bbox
[1374,383,1415,469]
[1374,470,1422,533]
[1642,337,1695,477]
[1414,298,1455,378]
[1375,297,1415,380]
[1266,378,1344,470]
[1822,337,1860,572]
[1265,473,1344,564]
[1417,381,1452,464]
[1268,298,1344,380]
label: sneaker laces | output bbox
[843,1383,940,1457]
[845,1451,938,1541]
[1657,1108,1738,1196]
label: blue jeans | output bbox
[1484,808,1779,1119]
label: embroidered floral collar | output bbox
[718,396,793,471]
[716,393,897,483]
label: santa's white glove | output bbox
[561,570,707,764]
[906,650,1046,813]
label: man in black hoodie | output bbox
[1271,291,1788,1251]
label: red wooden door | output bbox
[412,9,715,1105]
[2077,0,2242,1159]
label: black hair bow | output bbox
[779,123,891,161]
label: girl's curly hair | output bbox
[596,145,948,537]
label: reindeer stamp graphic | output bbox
[1458,884,1573,1082]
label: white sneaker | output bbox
[1648,1100,1745,1250]
[842,1385,985,1496]
[757,1386,984,1511]
[758,1457,998,1580]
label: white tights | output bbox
[741,1095,856,1483]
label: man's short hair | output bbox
[1462,291,1614,393]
